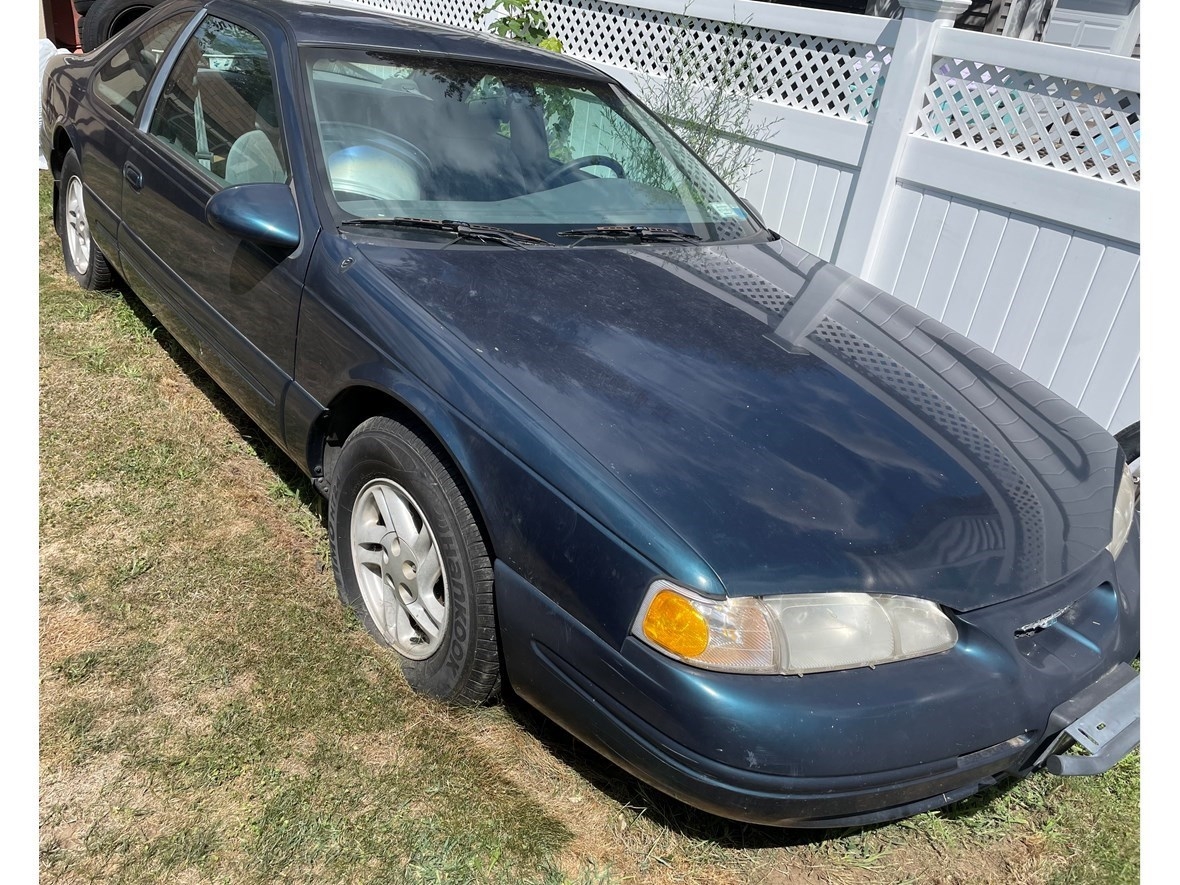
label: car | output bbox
[41,0,1140,828]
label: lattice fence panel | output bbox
[326,0,892,123]
[916,58,1140,186]
[540,1,891,122]
[340,0,483,29]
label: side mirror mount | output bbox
[206,183,300,251]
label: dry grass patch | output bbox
[40,607,109,667]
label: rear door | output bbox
[119,9,314,441]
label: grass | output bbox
[38,169,1139,884]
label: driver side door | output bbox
[119,11,310,442]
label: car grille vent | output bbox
[649,246,801,316]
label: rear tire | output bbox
[328,416,500,705]
[59,149,114,291]
[79,0,162,51]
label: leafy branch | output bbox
[633,13,779,189]
[475,0,564,53]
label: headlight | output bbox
[633,580,958,675]
[1106,464,1137,559]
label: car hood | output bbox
[356,237,1119,611]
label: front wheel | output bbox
[328,416,500,705]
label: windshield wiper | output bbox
[557,225,702,246]
[342,217,552,248]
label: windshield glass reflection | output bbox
[302,49,766,244]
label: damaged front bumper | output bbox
[1037,663,1140,777]
[495,534,1140,827]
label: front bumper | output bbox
[495,541,1139,828]
[1040,663,1139,776]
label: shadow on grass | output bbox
[105,276,1032,851]
[495,681,1034,849]
[110,277,324,518]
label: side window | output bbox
[147,17,287,186]
[93,14,188,121]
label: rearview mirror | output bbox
[206,183,300,251]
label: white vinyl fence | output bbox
[322,0,1140,432]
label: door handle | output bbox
[123,162,143,191]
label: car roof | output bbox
[206,0,615,81]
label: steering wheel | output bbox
[542,155,627,188]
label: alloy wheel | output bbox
[65,175,91,276]
[350,478,449,659]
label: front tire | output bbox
[59,149,114,290]
[329,416,500,705]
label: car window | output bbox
[93,14,188,121]
[303,50,763,244]
[556,89,701,192]
[147,16,288,186]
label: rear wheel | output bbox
[79,0,163,51]
[328,416,500,705]
[59,149,114,290]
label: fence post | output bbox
[833,0,968,281]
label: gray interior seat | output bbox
[225,129,286,184]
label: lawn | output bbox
[38,170,1139,884]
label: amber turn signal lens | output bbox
[642,589,710,657]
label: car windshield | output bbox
[302,49,767,244]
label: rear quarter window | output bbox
[93,14,189,121]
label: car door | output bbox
[74,8,192,273]
[118,9,313,443]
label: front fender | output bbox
[293,233,724,644]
